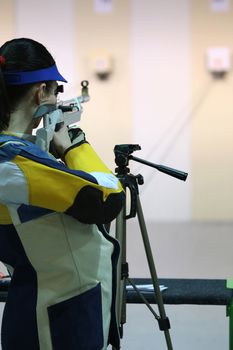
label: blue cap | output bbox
[3,64,67,85]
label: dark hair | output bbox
[0,38,55,132]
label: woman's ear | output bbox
[34,83,47,105]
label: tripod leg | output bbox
[136,195,173,350]
[113,204,128,349]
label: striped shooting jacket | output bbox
[0,132,124,350]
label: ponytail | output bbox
[0,59,10,132]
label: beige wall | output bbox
[191,1,233,220]
[0,0,14,43]
[130,0,191,221]
[74,0,132,170]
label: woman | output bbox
[0,38,124,350]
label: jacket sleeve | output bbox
[0,141,125,224]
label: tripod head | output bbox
[114,144,188,181]
[114,144,188,219]
[114,144,141,175]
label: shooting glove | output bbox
[50,127,86,159]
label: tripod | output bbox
[112,144,188,350]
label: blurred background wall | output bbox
[1,1,233,349]
[1,0,192,220]
[192,1,233,220]
[1,0,232,222]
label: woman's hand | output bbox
[52,123,72,158]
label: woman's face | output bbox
[32,81,62,129]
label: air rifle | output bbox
[35,80,89,153]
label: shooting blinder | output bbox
[55,84,64,96]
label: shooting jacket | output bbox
[0,133,124,350]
